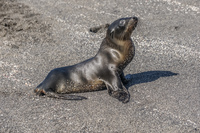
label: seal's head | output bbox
[107,17,138,41]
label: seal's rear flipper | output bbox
[46,92,87,100]
[34,86,87,100]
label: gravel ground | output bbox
[0,0,199,132]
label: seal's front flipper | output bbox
[104,73,130,103]
[89,23,110,33]
[106,83,130,103]
[110,90,130,103]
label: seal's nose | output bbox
[132,16,138,22]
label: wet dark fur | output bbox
[34,17,138,103]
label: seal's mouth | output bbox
[121,16,138,40]
[129,16,138,30]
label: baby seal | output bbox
[34,16,138,103]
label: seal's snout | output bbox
[132,16,138,22]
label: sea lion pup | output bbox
[34,16,138,103]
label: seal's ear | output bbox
[110,29,114,39]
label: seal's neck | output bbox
[103,37,132,51]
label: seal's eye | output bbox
[119,20,126,27]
